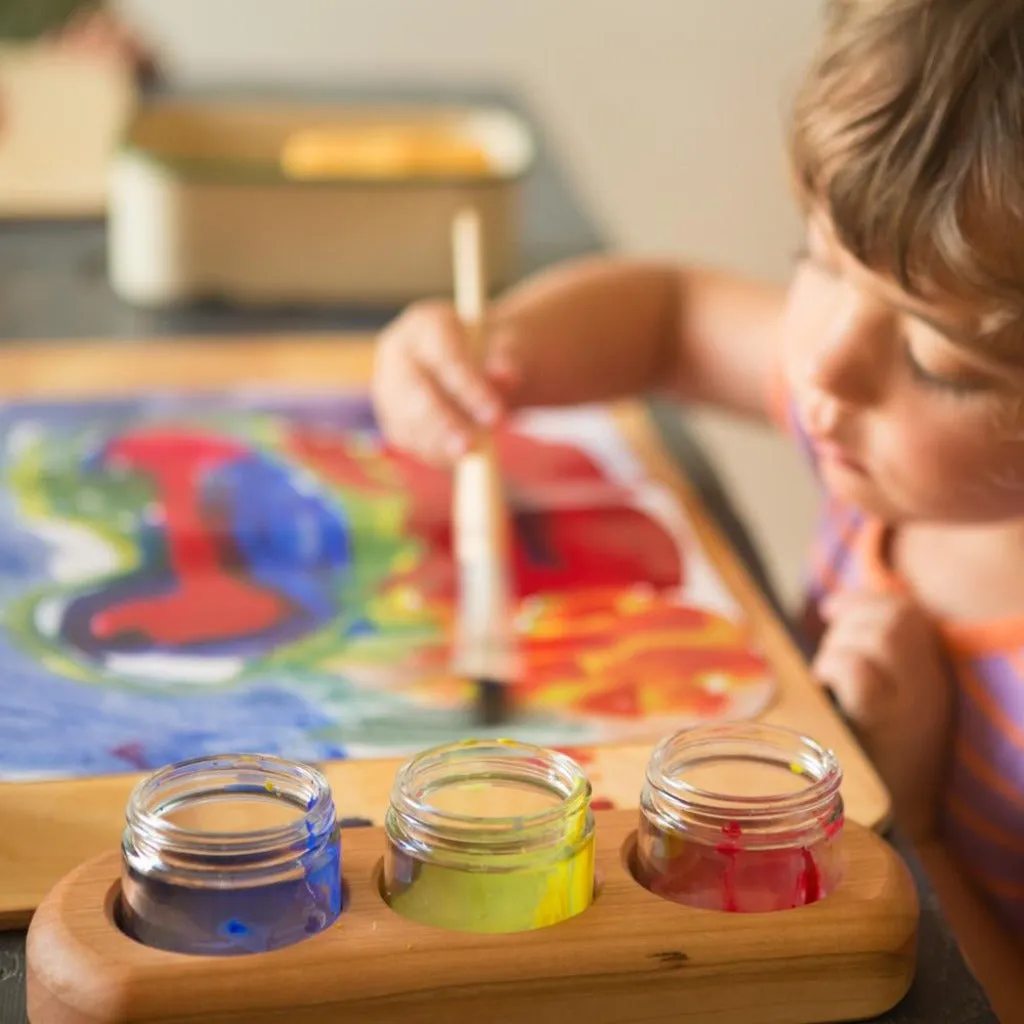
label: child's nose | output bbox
[806,293,891,408]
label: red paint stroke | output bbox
[91,431,288,644]
[400,585,769,721]
[110,741,150,771]
[72,418,770,735]
[554,747,596,766]
[286,427,684,601]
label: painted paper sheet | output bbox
[0,391,775,780]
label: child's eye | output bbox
[903,342,990,396]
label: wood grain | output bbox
[25,810,918,1024]
[0,335,890,929]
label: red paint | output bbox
[286,428,685,603]
[800,847,821,904]
[82,419,769,726]
[554,747,596,766]
[91,431,288,644]
[637,814,842,913]
[111,741,150,770]
[280,425,779,724]
[579,681,644,717]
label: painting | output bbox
[0,390,775,780]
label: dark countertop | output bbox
[0,83,998,1024]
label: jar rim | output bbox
[645,723,842,823]
[125,753,335,857]
[389,739,591,837]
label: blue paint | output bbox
[122,838,342,956]
[120,755,344,956]
[345,618,377,639]
[206,453,352,618]
[305,818,319,851]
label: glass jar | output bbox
[120,753,342,955]
[383,739,595,934]
[636,724,844,912]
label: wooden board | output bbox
[0,334,891,929]
[26,811,918,1024]
[0,45,135,218]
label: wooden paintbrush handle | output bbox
[450,206,517,681]
[452,207,488,367]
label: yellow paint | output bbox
[384,830,595,934]
[615,587,655,613]
[383,742,595,934]
[389,548,419,574]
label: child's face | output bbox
[780,217,1024,525]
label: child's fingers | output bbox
[411,306,503,426]
[373,322,475,463]
[403,370,475,464]
[812,642,890,729]
[484,327,523,398]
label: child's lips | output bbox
[795,396,868,475]
[811,438,868,475]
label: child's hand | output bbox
[372,300,519,464]
[812,590,953,842]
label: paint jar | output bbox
[120,754,342,955]
[383,739,595,933]
[636,724,844,912]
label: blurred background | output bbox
[1,0,825,611]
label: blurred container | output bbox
[0,45,135,219]
[107,98,534,307]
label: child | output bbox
[372,0,1024,1014]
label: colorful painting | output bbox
[0,391,775,780]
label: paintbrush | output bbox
[449,206,518,727]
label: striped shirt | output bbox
[770,372,1024,937]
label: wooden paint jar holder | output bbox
[27,809,918,1024]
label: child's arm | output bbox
[373,257,786,463]
[492,259,785,415]
[916,841,1024,1023]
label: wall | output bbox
[117,0,825,608]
